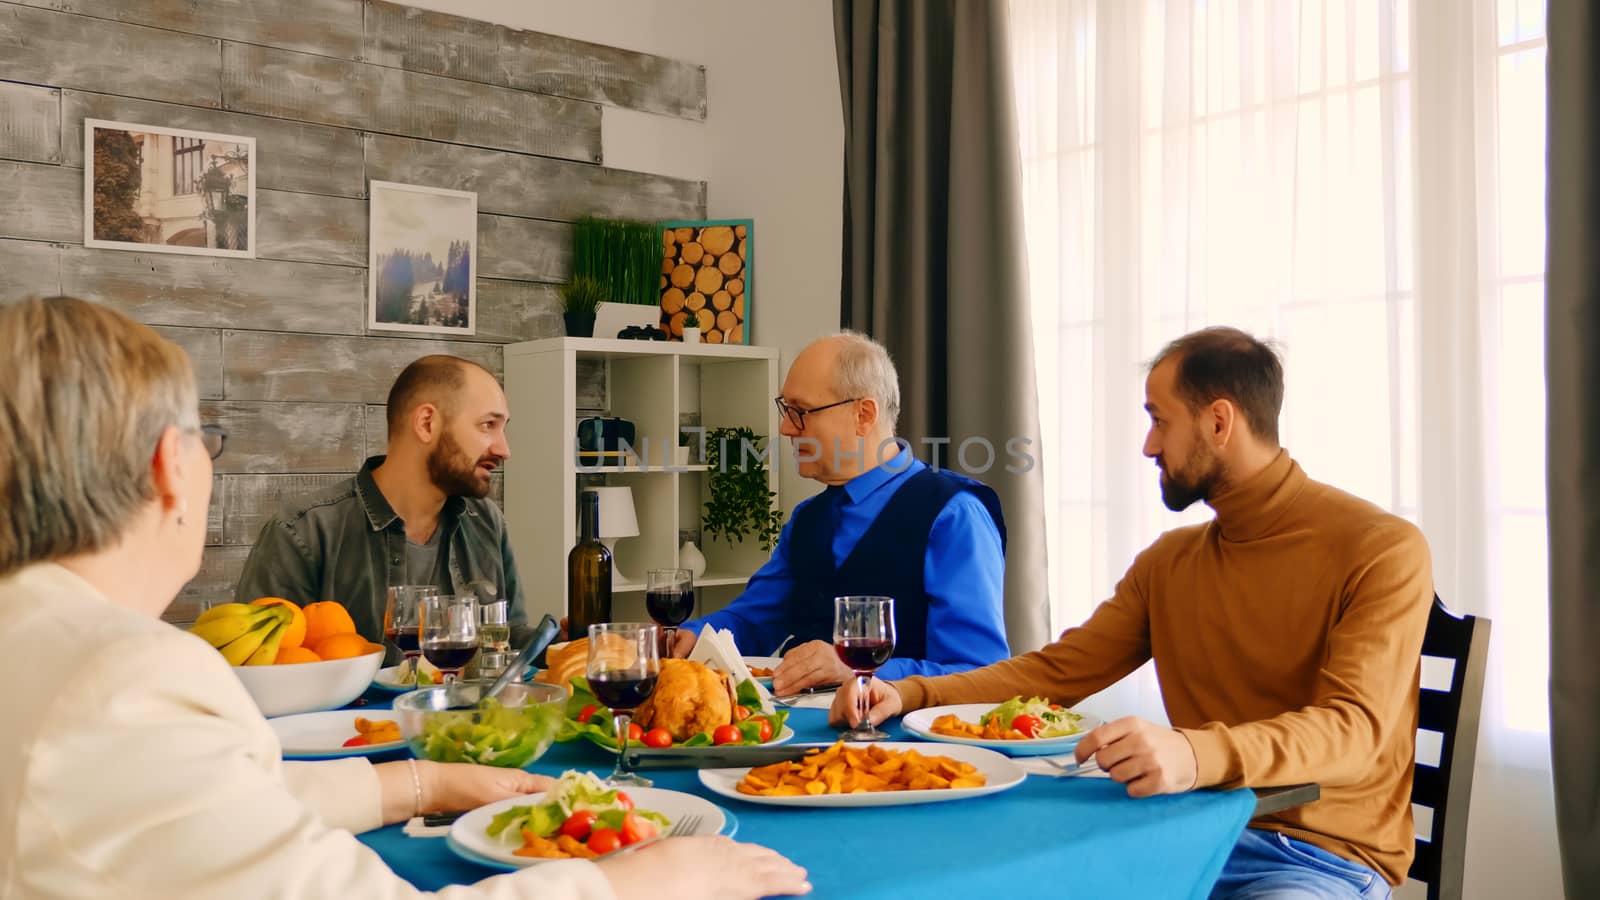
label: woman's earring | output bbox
[176,500,188,528]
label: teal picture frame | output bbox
[658,218,753,345]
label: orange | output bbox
[312,632,380,660]
[275,646,322,665]
[302,601,357,648]
[250,597,306,650]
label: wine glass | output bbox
[645,568,694,655]
[834,595,896,741]
[384,585,437,687]
[586,622,660,786]
[421,594,479,685]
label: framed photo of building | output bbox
[367,181,478,336]
[659,219,752,344]
[83,119,256,258]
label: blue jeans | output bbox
[1210,828,1393,900]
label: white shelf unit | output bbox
[504,337,782,624]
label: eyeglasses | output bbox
[773,396,859,431]
[198,423,227,460]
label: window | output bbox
[173,137,203,196]
[1009,0,1548,745]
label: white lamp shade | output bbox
[584,487,639,539]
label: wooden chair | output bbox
[1408,595,1491,900]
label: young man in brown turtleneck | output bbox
[832,327,1432,899]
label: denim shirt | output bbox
[234,456,526,648]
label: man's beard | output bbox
[1159,435,1224,512]
[427,429,493,498]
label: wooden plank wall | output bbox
[0,0,707,622]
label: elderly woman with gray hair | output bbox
[0,297,809,900]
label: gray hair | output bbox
[0,297,198,576]
[828,330,901,435]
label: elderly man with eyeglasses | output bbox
[671,331,1010,694]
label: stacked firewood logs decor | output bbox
[659,220,751,344]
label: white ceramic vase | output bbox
[680,540,708,579]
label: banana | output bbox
[244,619,288,666]
[219,615,283,666]
[188,605,280,648]
[192,602,259,627]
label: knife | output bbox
[622,743,839,770]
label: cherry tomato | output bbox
[643,727,673,748]
[342,735,370,747]
[732,705,752,722]
[620,811,658,845]
[1049,704,1063,710]
[1010,714,1044,738]
[755,718,774,743]
[614,791,634,811]
[587,827,622,854]
[558,810,597,841]
[626,722,644,742]
[712,724,743,745]
[577,704,603,724]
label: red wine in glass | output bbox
[389,629,421,655]
[423,641,478,671]
[835,638,894,673]
[588,672,660,710]
[834,595,896,741]
[645,589,694,626]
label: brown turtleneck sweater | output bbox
[895,450,1433,885]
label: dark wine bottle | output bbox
[567,490,612,641]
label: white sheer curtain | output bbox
[1007,1,1556,896]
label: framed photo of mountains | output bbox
[368,181,477,336]
[659,219,752,344]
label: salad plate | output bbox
[448,775,729,870]
[698,742,1025,808]
[268,709,406,760]
[372,662,442,692]
[901,701,1102,757]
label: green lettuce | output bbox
[415,697,562,767]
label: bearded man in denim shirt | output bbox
[236,355,523,646]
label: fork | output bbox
[606,813,702,858]
[1036,755,1103,777]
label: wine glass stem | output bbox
[612,712,633,776]
[662,626,678,657]
[405,652,422,687]
[442,671,458,685]
[856,673,871,729]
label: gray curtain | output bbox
[834,0,1050,652]
[1546,2,1600,896]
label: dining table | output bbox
[351,689,1287,899]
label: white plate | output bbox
[698,741,1025,807]
[372,663,441,692]
[742,656,780,688]
[268,709,406,759]
[447,786,727,869]
[901,703,1102,757]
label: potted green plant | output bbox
[573,216,664,338]
[701,426,784,551]
[559,276,606,338]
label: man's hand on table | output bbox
[1074,717,1199,797]
[827,676,903,727]
[771,640,851,694]
[669,627,697,658]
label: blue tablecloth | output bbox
[354,697,1254,899]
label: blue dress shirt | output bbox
[683,446,1010,679]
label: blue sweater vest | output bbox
[783,468,1006,663]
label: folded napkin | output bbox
[687,624,775,714]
